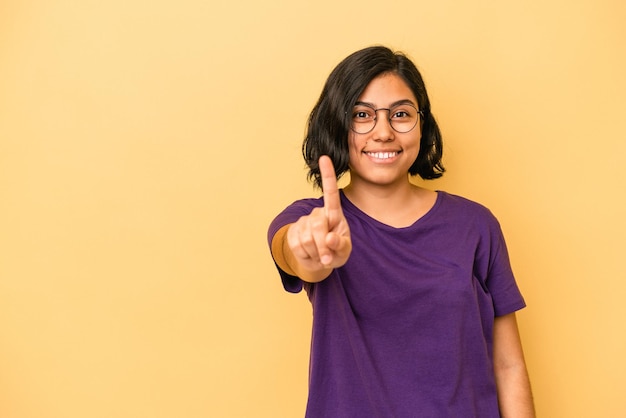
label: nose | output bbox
[372,110,395,142]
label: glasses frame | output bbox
[349,103,423,135]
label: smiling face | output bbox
[347,72,422,190]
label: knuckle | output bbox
[300,234,314,246]
[311,219,326,231]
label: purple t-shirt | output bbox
[268,191,526,418]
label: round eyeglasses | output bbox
[350,102,422,134]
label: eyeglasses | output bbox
[350,102,422,134]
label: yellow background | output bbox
[1,0,624,417]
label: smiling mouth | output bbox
[365,151,400,159]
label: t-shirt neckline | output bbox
[338,189,444,231]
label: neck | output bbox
[342,178,435,228]
[343,179,415,207]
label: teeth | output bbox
[367,152,397,159]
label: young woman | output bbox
[268,46,535,417]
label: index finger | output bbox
[319,155,341,221]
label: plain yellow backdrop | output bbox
[1,0,625,417]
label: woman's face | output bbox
[347,72,422,189]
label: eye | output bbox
[391,107,413,119]
[392,110,409,118]
[352,108,375,120]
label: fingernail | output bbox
[321,255,331,265]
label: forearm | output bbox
[495,361,535,417]
[493,313,536,418]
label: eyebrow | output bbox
[354,99,417,108]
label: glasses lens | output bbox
[351,106,376,134]
[389,105,419,133]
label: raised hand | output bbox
[286,156,352,280]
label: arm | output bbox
[270,156,351,283]
[493,312,536,418]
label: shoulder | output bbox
[437,191,492,213]
[277,197,324,217]
[267,197,324,242]
[438,192,501,235]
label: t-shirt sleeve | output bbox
[482,215,526,316]
[267,198,324,293]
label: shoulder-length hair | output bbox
[303,45,445,189]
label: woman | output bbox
[268,45,535,417]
